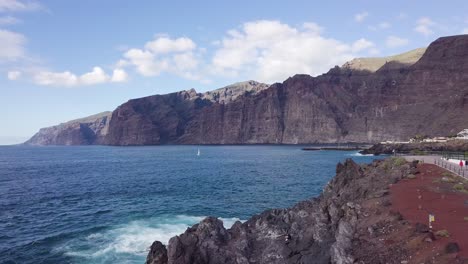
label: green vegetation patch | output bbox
[435,229,450,237]
[382,157,408,172]
[410,149,426,156]
[442,172,454,178]
[441,176,456,183]
[453,183,468,194]
[392,157,407,166]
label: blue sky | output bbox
[1,0,468,144]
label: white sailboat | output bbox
[197,148,201,156]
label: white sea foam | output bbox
[347,151,375,157]
[59,215,242,262]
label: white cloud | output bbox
[118,36,204,81]
[80,66,109,85]
[32,66,127,87]
[123,48,168,76]
[211,20,376,83]
[145,36,196,54]
[397,13,408,20]
[302,22,323,34]
[0,29,25,60]
[414,17,435,36]
[34,71,78,87]
[111,68,128,82]
[0,0,42,12]
[173,52,198,71]
[385,35,409,48]
[368,22,391,31]
[462,28,468,34]
[354,12,369,22]
[0,15,20,25]
[351,38,375,52]
[7,70,20,80]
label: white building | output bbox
[457,129,468,139]
[423,137,448,143]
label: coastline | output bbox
[360,140,468,155]
[146,158,468,264]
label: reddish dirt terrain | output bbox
[391,163,468,263]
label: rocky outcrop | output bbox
[360,139,468,155]
[24,112,112,145]
[201,81,269,103]
[146,158,416,264]
[26,35,468,145]
[342,47,426,72]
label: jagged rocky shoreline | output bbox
[146,158,422,264]
[360,140,468,155]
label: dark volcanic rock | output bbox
[360,140,468,155]
[445,242,460,254]
[146,158,413,264]
[147,241,168,264]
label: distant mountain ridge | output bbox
[25,35,468,146]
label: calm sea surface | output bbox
[0,145,378,264]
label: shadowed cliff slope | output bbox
[24,112,112,145]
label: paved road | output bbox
[402,155,468,179]
[402,155,439,164]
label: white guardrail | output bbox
[434,157,468,180]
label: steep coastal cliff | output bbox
[26,35,468,146]
[24,112,112,146]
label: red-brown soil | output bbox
[391,163,468,263]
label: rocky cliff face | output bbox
[26,35,468,145]
[145,158,418,264]
[24,112,112,145]
[106,35,468,145]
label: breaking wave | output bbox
[55,215,241,263]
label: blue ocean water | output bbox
[0,145,377,264]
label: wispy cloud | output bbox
[414,17,435,36]
[7,70,20,80]
[0,15,20,25]
[0,0,42,12]
[354,11,369,22]
[368,22,391,31]
[385,35,409,48]
[0,29,26,60]
[31,67,128,87]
